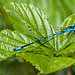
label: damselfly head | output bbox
[74,23,75,26]
[65,27,69,30]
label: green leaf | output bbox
[0,1,13,30]
[0,29,38,60]
[0,29,53,59]
[8,2,52,38]
[57,42,75,55]
[7,11,35,37]
[17,53,75,74]
[56,14,75,55]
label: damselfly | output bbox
[13,24,75,51]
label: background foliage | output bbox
[0,0,75,75]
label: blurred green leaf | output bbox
[0,1,13,30]
[1,59,37,75]
[0,16,7,30]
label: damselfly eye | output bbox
[65,27,69,30]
